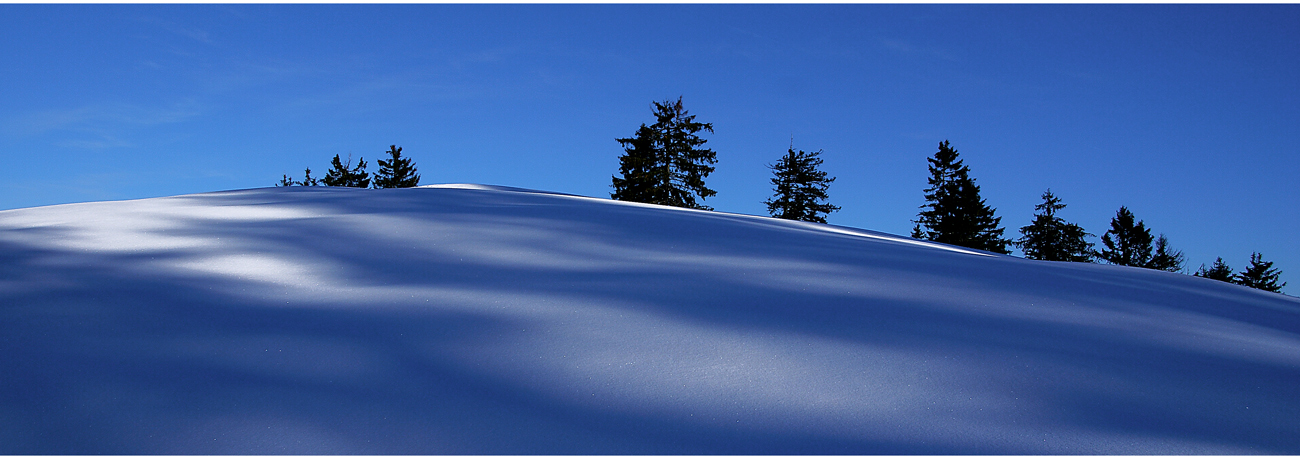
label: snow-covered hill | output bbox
[2,185,1297,454]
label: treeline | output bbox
[278,145,420,189]
[608,97,1287,294]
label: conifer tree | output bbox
[1098,206,1153,267]
[1014,189,1093,262]
[1147,234,1185,272]
[301,167,318,186]
[913,140,1009,253]
[373,145,421,189]
[276,167,318,186]
[1194,257,1234,282]
[611,97,717,210]
[764,147,839,223]
[611,125,661,204]
[322,154,370,188]
[1236,252,1286,293]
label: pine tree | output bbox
[611,125,661,204]
[277,167,318,186]
[373,145,421,189]
[322,154,370,188]
[1098,206,1154,267]
[611,97,717,210]
[301,167,318,186]
[1194,257,1234,282]
[1147,234,1185,272]
[1236,252,1286,293]
[1014,189,1093,262]
[764,147,839,223]
[913,140,1009,253]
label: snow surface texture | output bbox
[1,184,1297,454]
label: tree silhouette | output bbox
[764,147,839,223]
[612,97,717,210]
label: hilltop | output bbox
[1,184,1297,453]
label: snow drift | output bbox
[1,184,1297,454]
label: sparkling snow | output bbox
[1,185,1297,453]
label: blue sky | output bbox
[2,4,1297,289]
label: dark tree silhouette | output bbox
[373,145,421,189]
[1236,252,1286,293]
[275,167,318,187]
[612,97,717,210]
[322,154,370,188]
[1014,189,1093,262]
[1194,257,1235,282]
[764,147,839,223]
[913,140,1009,253]
[1097,206,1183,272]
[1147,234,1186,272]
[1098,206,1153,267]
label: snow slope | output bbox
[1,185,1297,454]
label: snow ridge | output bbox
[0,185,1296,454]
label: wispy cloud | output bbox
[137,16,216,45]
[880,38,961,62]
[3,102,201,149]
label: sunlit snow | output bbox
[1,185,1296,454]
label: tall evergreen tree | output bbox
[1194,257,1234,282]
[1097,206,1153,267]
[277,174,294,187]
[1147,234,1186,272]
[322,154,370,188]
[611,125,661,204]
[1236,252,1286,293]
[611,97,717,210]
[373,145,421,189]
[764,147,839,223]
[913,140,1009,253]
[1014,189,1093,262]
[1097,206,1184,271]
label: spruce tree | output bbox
[1147,234,1185,272]
[1014,189,1093,262]
[1194,257,1234,282]
[764,147,839,223]
[322,154,370,188]
[1236,252,1286,293]
[277,167,318,187]
[611,125,661,204]
[301,167,319,186]
[913,140,1009,253]
[373,145,421,189]
[1098,206,1153,267]
[611,97,717,210]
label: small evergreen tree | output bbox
[913,140,1009,253]
[322,154,370,188]
[764,147,839,223]
[1147,234,1185,272]
[1098,206,1153,267]
[1236,252,1286,293]
[1014,189,1093,262]
[373,145,421,189]
[276,167,318,186]
[1194,257,1234,282]
[611,97,717,210]
[301,167,318,186]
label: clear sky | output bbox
[2,4,1297,290]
